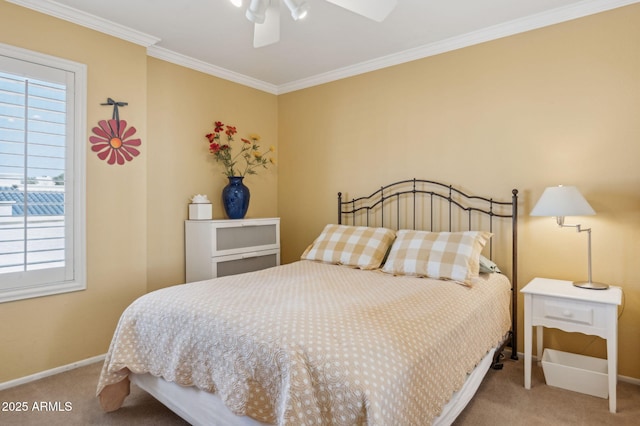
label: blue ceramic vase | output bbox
[222,176,250,219]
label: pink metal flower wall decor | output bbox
[90,98,141,165]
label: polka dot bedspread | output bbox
[97,260,511,425]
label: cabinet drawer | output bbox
[213,221,278,254]
[213,249,280,278]
[211,220,280,256]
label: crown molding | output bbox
[7,0,639,95]
[5,0,160,47]
[277,0,640,94]
[147,46,279,95]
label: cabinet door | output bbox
[212,249,280,278]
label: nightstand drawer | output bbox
[540,299,594,325]
[531,295,606,332]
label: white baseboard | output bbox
[618,374,640,386]
[0,353,106,391]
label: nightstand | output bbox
[521,277,622,413]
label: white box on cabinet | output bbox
[185,218,280,282]
[188,203,212,220]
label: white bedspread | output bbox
[97,260,511,425]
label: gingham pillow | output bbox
[301,224,396,270]
[381,230,492,285]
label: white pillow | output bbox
[479,255,501,274]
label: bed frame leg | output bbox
[509,330,518,360]
[492,350,505,370]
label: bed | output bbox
[97,178,519,425]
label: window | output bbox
[0,43,86,303]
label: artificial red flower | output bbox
[225,125,237,137]
[204,120,275,177]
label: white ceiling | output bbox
[7,0,638,94]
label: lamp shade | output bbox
[530,185,595,217]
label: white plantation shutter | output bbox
[0,43,86,303]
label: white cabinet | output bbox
[185,218,280,282]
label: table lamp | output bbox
[530,185,608,290]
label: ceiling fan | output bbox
[229,0,398,48]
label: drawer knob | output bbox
[562,310,573,317]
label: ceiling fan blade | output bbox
[325,0,397,22]
[254,1,280,48]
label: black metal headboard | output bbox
[338,178,519,360]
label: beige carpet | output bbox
[0,355,638,425]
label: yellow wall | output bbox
[278,4,640,378]
[0,2,149,382]
[0,2,276,382]
[145,58,278,291]
[1,1,639,384]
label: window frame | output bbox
[0,42,86,303]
